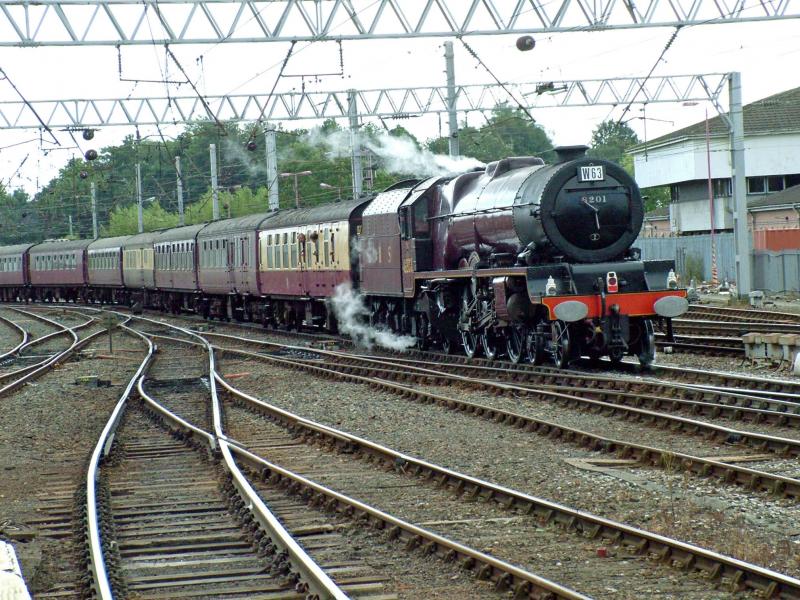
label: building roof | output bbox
[748,184,800,210]
[630,86,800,151]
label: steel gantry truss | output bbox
[0,0,797,46]
[0,74,729,129]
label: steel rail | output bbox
[342,351,800,415]
[0,312,29,361]
[686,305,800,324]
[127,316,594,599]
[85,322,151,600]
[216,371,800,600]
[213,343,800,499]
[320,353,800,458]
[204,332,800,460]
[228,441,591,600]
[673,319,800,335]
[125,316,350,600]
[0,310,101,396]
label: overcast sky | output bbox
[1,16,798,196]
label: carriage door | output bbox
[226,237,236,290]
[239,235,249,294]
[298,229,310,296]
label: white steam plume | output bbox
[330,283,416,351]
[223,137,267,177]
[305,128,484,177]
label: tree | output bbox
[588,120,640,165]
[427,105,554,163]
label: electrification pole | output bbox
[90,181,98,239]
[728,72,751,297]
[136,162,143,233]
[265,126,279,211]
[210,143,219,220]
[444,41,459,158]
[348,90,363,200]
[175,156,185,226]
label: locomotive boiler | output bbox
[358,145,687,366]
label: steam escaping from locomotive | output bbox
[330,283,416,351]
[223,138,268,177]
[305,128,483,177]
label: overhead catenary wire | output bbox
[616,26,683,126]
[457,37,537,124]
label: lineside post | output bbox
[90,181,98,239]
[444,41,459,157]
[210,143,219,220]
[176,156,185,226]
[348,90,363,200]
[728,72,751,297]
[265,125,279,211]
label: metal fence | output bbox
[753,251,800,292]
[635,234,799,292]
[636,233,736,284]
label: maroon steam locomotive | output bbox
[0,145,686,366]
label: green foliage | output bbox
[641,186,671,213]
[7,104,555,244]
[103,200,179,236]
[427,105,554,162]
[588,120,640,165]
[682,253,705,283]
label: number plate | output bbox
[578,165,604,182]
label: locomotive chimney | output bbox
[554,145,589,164]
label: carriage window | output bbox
[265,236,273,269]
[323,229,330,267]
[281,233,288,269]
[290,232,298,267]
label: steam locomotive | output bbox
[0,145,686,367]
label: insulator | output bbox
[82,129,94,140]
[84,149,98,161]
[516,35,535,51]
[79,171,88,179]
[246,140,257,151]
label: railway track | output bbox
[127,317,592,599]
[194,332,800,500]
[15,304,800,596]
[129,312,800,598]
[687,305,800,324]
[656,333,744,355]
[0,307,102,397]
[215,373,800,599]
[673,319,800,337]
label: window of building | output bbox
[713,179,731,198]
[768,176,785,193]
[786,174,800,188]
[748,177,765,194]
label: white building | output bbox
[629,86,800,234]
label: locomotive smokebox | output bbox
[441,149,644,266]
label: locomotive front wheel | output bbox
[506,327,525,364]
[552,321,571,369]
[637,320,656,368]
